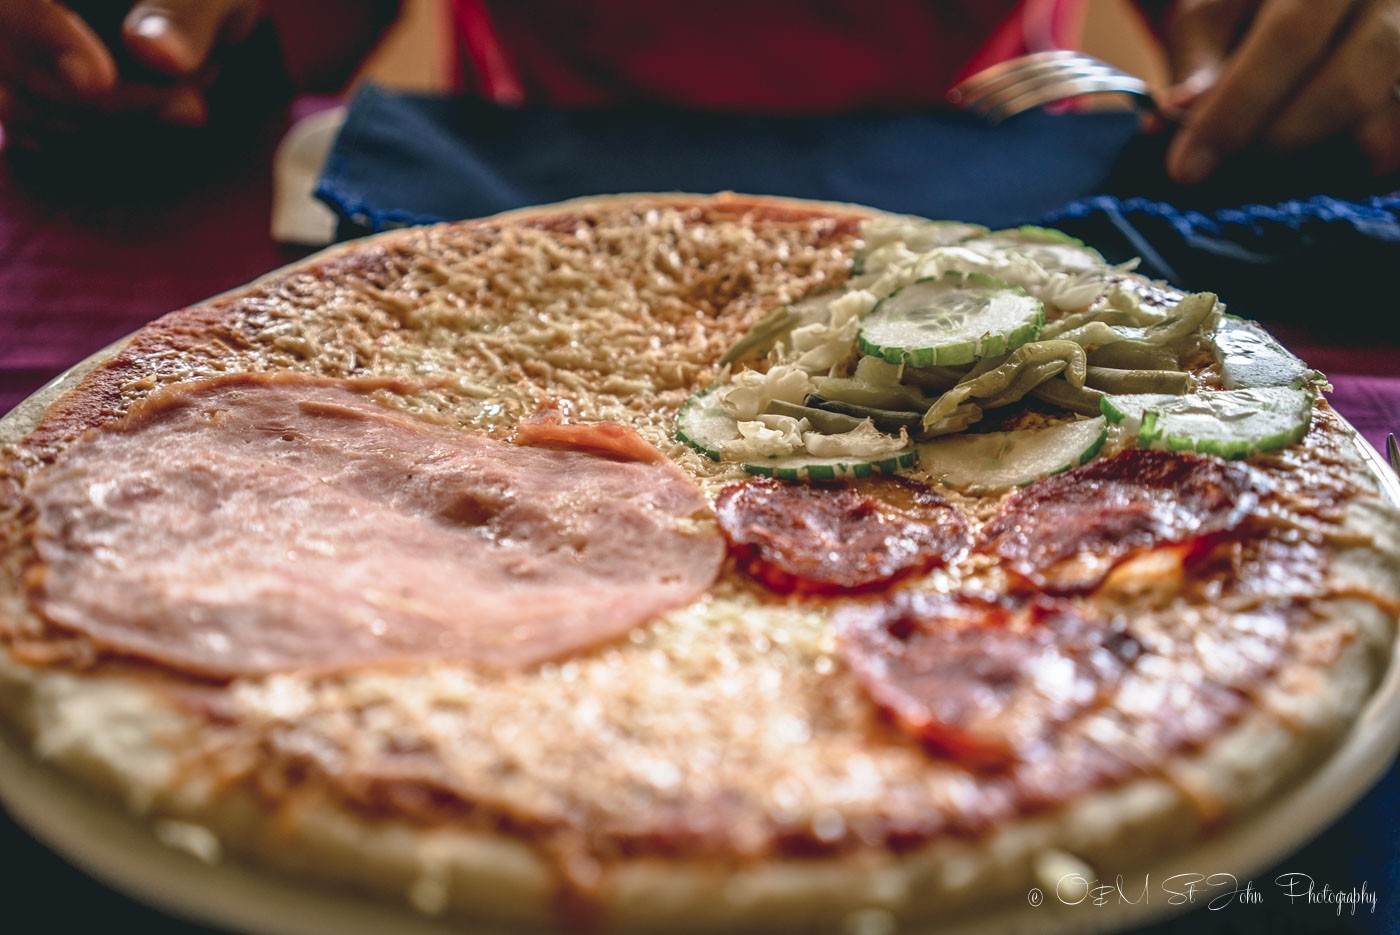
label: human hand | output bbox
[0,0,263,150]
[1161,0,1400,183]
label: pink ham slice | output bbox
[25,374,723,678]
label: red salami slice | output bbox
[978,449,1256,594]
[714,477,969,594]
[835,592,1140,770]
[25,374,723,678]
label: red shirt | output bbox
[451,0,1087,111]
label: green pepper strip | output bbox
[718,306,801,366]
[803,394,924,435]
[1084,366,1190,394]
[1088,341,1180,371]
[1142,292,1220,345]
[1029,379,1105,415]
[1041,303,1158,339]
[813,376,931,411]
[922,340,1087,431]
[981,360,1069,409]
[923,402,983,437]
[901,365,972,391]
[765,399,865,435]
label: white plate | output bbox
[1,236,1397,935]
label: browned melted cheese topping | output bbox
[23,373,723,677]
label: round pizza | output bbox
[1,193,1397,934]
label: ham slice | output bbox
[25,374,722,678]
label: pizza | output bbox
[1,193,1397,934]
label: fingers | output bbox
[0,75,209,154]
[1167,0,1357,183]
[1263,1,1400,149]
[1162,0,1257,111]
[155,85,209,127]
[0,0,242,152]
[1354,96,1400,175]
[122,0,263,77]
[0,82,85,151]
[0,0,117,97]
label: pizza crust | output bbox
[2,592,1393,935]
[1,194,1398,934]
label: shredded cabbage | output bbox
[717,364,815,421]
[789,289,876,373]
[719,414,809,460]
[802,421,910,458]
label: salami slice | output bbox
[978,449,1257,594]
[25,374,724,678]
[835,592,1140,770]
[714,477,969,594]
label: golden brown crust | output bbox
[0,193,1397,934]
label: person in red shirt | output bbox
[0,0,1397,183]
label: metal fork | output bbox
[949,50,1168,124]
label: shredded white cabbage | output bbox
[1036,270,1114,312]
[789,288,876,373]
[859,218,989,266]
[802,421,910,458]
[719,414,810,460]
[717,364,815,421]
[860,217,932,254]
[853,229,1140,314]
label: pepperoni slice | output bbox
[978,449,1257,594]
[835,592,1140,770]
[714,477,968,594]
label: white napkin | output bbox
[271,107,346,247]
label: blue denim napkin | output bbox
[316,83,1142,234]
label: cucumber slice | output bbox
[1210,316,1327,390]
[961,226,1107,273]
[744,448,918,482]
[859,273,1044,367]
[1101,386,1315,459]
[918,417,1107,492]
[675,386,733,460]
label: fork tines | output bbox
[949,50,1152,123]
